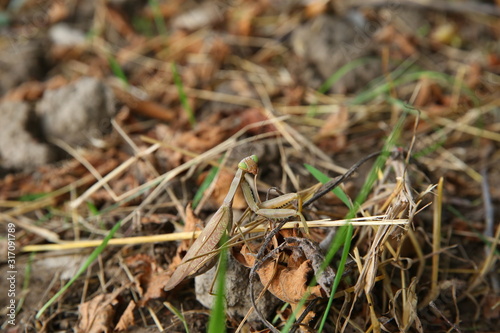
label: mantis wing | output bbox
[164,205,232,291]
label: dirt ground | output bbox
[0,1,499,332]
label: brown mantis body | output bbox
[164,155,308,291]
[164,155,258,291]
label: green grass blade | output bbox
[208,235,228,333]
[316,109,406,332]
[192,163,221,209]
[108,56,128,85]
[16,252,34,313]
[308,57,373,117]
[280,221,352,333]
[148,0,167,35]
[319,57,374,94]
[304,164,353,209]
[86,201,100,216]
[35,220,122,318]
[350,70,479,106]
[164,302,190,333]
[19,192,48,201]
[172,62,196,127]
[316,224,353,332]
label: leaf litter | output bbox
[1,1,499,332]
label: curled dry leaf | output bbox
[75,294,118,333]
[134,205,205,301]
[238,242,326,304]
[115,301,136,331]
[124,254,160,298]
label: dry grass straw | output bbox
[21,216,408,252]
[331,149,436,333]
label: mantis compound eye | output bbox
[238,155,259,174]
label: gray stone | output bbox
[0,101,53,170]
[195,253,282,326]
[0,40,46,96]
[49,23,86,46]
[36,77,115,146]
[290,14,381,93]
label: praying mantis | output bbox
[164,155,308,291]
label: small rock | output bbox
[172,3,224,31]
[290,14,381,93]
[0,40,47,96]
[49,23,86,46]
[195,253,282,326]
[0,101,53,170]
[36,77,115,146]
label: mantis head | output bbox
[238,155,259,175]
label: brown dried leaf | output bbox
[3,81,45,101]
[173,113,229,153]
[227,2,268,36]
[136,205,204,302]
[291,302,316,329]
[315,107,348,152]
[115,301,136,331]
[76,294,118,333]
[124,253,170,304]
[48,1,69,23]
[305,1,327,18]
[199,168,247,210]
[124,254,156,295]
[483,294,500,319]
[238,108,277,135]
[240,244,323,304]
[141,271,172,303]
[140,213,175,225]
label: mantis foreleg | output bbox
[240,171,309,234]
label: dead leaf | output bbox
[483,294,500,320]
[141,271,173,304]
[125,254,156,295]
[238,108,277,135]
[135,205,205,303]
[3,81,45,101]
[199,168,247,210]
[123,254,171,304]
[115,301,136,331]
[305,1,327,18]
[48,1,69,23]
[240,242,324,304]
[140,213,175,225]
[315,107,348,152]
[76,294,118,333]
[173,113,230,152]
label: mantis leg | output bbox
[240,173,309,234]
